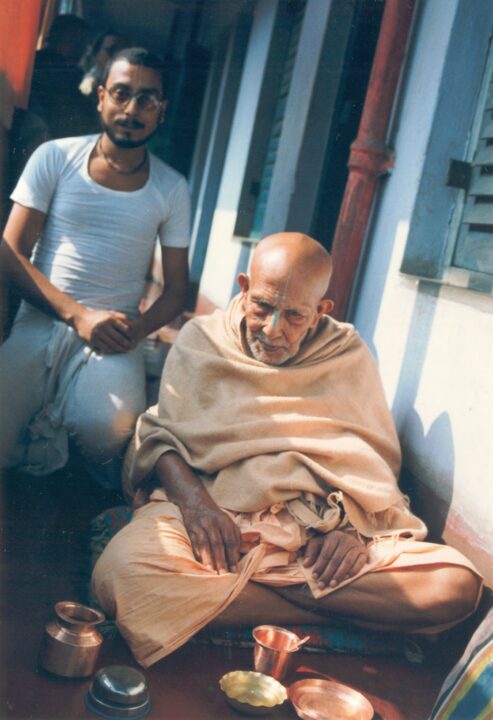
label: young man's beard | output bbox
[100,119,159,149]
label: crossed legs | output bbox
[214,564,482,634]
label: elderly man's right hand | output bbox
[156,452,242,574]
[74,308,133,354]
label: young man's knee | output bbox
[71,406,138,461]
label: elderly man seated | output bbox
[92,233,482,668]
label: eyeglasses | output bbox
[104,84,163,112]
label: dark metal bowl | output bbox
[85,665,151,719]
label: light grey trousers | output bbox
[0,305,147,488]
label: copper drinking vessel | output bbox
[38,601,105,678]
[252,625,309,681]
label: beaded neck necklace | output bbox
[97,136,148,175]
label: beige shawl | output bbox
[129,295,426,539]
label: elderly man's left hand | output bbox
[302,530,368,590]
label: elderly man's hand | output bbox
[302,530,368,590]
[180,504,242,575]
[155,452,242,575]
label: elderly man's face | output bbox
[238,267,330,365]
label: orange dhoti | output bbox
[92,490,482,668]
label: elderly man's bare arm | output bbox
[155,451,242,574]
[1,203,133,353]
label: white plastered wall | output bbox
[353,0,493,553]
[198,0,279,308]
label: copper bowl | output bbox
[288,678,374,720]
[219,670,287,715]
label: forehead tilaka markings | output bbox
[270,308,281,327]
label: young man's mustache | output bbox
[115,119,145,130]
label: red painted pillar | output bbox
[328,0,416,319]
[0,0,43,119]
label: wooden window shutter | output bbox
[453,41,493,275]
[250,0,306,239]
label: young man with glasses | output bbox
[0,48,190,489]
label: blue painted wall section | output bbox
[400,0,493,279]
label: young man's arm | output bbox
[0,203,133,353]
[126,173,191,346]
[126,246,188,347]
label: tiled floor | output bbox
[0,468,482,720]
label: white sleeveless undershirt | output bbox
[11,134,190,315]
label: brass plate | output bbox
[288,679,374,720]
[219,670,287,715]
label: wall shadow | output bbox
[390,279,455,535]
[399,410,454,541]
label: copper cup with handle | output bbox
[252,625,310,681]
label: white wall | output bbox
[198,0,279,308]
[353,0,493,572]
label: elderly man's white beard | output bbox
[248,343,295,366]
[246,332,306,366]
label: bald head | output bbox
[251,233,332,300]
[238,232,334,365]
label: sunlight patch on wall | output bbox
[372,219,418,409]
[199,208,242,308]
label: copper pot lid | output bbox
[288,678,374,720]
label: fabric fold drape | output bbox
[128,295,427,540]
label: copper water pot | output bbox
[38,601,105,678]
